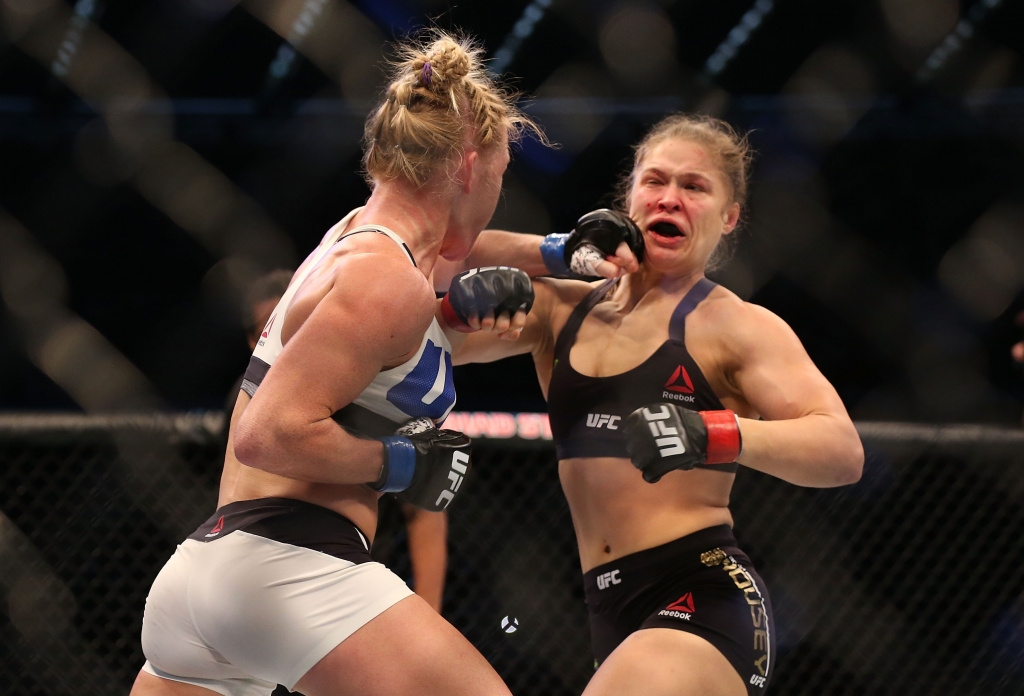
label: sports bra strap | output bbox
[668,277,717,342]
[553,279,618,359]
[340,226,417,268]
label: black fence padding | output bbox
[0,415,1023,696]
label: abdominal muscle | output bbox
[218,391,380,543]
[560,455,734,572]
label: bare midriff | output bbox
[219,391,380,543]
[559,455,734,573]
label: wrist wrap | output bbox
[699,410,742,464]
[540,233,570,276]
[374,437,417,492]
[439,295,474,332]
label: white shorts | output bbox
[141,499,414,696]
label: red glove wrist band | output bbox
[699,409,742,464]
[440,294,476,333]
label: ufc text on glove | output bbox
[623,404,741,483]
[374,423,473,512]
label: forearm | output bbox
[403,504,448,613]
[234,411,384,485]
[736,413,863,487]
[434,230,546,289]
[468,230,547,274]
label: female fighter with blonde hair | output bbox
[131,32,538,696]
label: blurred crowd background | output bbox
[1,0,1023,422]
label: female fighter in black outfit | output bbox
[447,113,864,696]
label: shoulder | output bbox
[533,277,605,326]
[695,285,804,362]
[338,247,433,305]
[324,245,436,346]
[535,277,606,307]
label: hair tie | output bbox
[420,61,433,87]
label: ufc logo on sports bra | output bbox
[596,570,621,590]
[586,413,620,430]
[435,450,469,509]
[641,406,686,457]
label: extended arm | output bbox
[443,276,567,366]
[433,230,548,288]
[432,211,642,289]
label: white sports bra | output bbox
[241,209,456,436]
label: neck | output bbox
[621,263,705,304]
[352,179,452,277]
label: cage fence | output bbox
[0,414,1023,696]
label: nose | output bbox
[656,183,683,212]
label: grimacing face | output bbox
[627,137,740,274]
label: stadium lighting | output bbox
[490,0,553,75]
[704,0,775,77]
[917,0,1004,82]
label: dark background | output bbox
[1,0,1023,422]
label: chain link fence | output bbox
[1,414,1023,696]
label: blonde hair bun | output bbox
[363,30,545,188]
[412,38,471,91]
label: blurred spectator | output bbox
[226,269,294,414]
[229,269,449,612]
[1013,310,1024,365]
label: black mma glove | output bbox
[372,418,472,511]
[623,404,741,483]
[540,209,645,277]
[440,266,534,333]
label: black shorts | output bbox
[583,525,775,695]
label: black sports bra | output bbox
[547,277,738,473]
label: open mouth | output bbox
[649,221,684,238]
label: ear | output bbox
[722,202,740,235]
[458,149,479,195]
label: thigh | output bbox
[294,595,511,696]
[583,629,746,696]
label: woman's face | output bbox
[628,137,740,275]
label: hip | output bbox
[583,525,775,694]
[219,463,379,542]
[142,497,413,690]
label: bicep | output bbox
[731,312,848,421]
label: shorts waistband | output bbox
[187,497,372,563]
[583,525,740,594]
